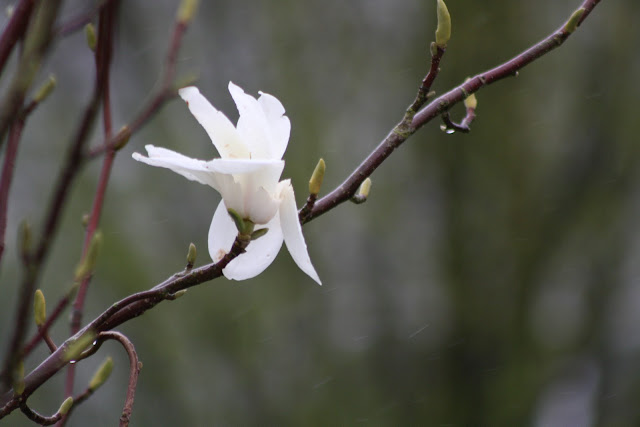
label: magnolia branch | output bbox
[0,0,604,421]
[303,0,601,224]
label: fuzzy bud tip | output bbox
[58,397,74,415]
[84,24,97,51]
[34,289,46,327]
[177,0,199,24]
[309,158,326,196]
[186,243,197,266]
[435,0,451,47]
[89,357,114,391]
[563,8,585,34]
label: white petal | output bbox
[132,145,219,188]
[209,200,284,281]
[278,180,322,285]
[228,82,273,159]
[206,158,283,178]
[258,91,290,160]
[208,200,240,262]
[179,86,250,159]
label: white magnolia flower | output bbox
[132,82,321,285]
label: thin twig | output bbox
[0,234,248,418]
[0,121,24,265]
[0,0,67,392]
[19,402,63,426]
[0,0,35,75]
[303,0,602,224]
[96,332,141,427]
[65,1,119,403]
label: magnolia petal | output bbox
[244,185,281,224]
[207,158,284,177]
[179,86,250,159]
[208,200,240,263]
[209,200,284,281]
[258,91,290,160]
[278,180,322,285]
[228,82,273,159]
[132,145,219,188]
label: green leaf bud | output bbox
[89,357,113,391]
[177,0,199,24]
[435,0,451,47]
[563,8,585,34]
[74,231,103,281]
[186,242,197,267]
[85,23,97,51]
[34,289,46,327]
[58,397,74,415]
[309,158,326,196]
[250,228,269,241]
[33,75,56,103]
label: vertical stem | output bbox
[0,120,24,266]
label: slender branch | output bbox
[18,0,192,361]
[0,0,35,75]
[65,2,119,402]
[0,0,69,393]
[37,327,57,354]
[0,0,62,151]
[55,0,114,37]
[303,0,602,224]
[0,234,248,418]
[19,402,63,426]
[21,286,76,358]
[86,15,189,158]
[0,121,24,265]
[93,332,141,427]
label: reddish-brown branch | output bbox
[0,235,248,418]
[65,2,118,402]
[19,402,63,425]
[18,0,190,363]
[21,289,74,358]
[95,332,140,427]
[0,0,62,151]
[0,0,35,74]
[0,0,68,392]
[0,121,24,265]
[303,0,602,224]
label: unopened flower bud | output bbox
[350,178,373,204]
[359,178,372,199]
[177,0,199,24]
[33,75,56,103]
[58,397,74,415]
[89,357,113,391]
[435,0,451,47]
[13,361,25,396]
[170,289,188,300]
[309,158,325,196]
[74,231,102,281]
[113,126,131,151]
[186,243,197,268]
[85,23,97,51]
[34,289,46,327]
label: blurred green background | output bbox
[2,0,639,425]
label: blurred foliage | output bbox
[1,0,640,425]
